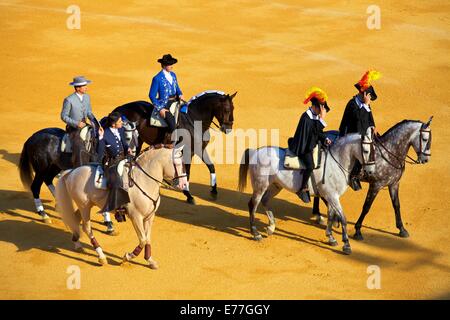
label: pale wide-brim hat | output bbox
[69,76,92,86]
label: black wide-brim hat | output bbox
[157,54,178,66]
[354,83,378,101]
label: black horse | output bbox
[19,126,98,222]
[113,91,236,204]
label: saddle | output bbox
[283,145,322,170]
[149,100,182,128]
[94,159,129,190]
[61,126,92,153]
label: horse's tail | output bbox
[238,148,252,192]
[19,139,34,190]
[55,171,81,236]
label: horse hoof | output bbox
[106,230,119,236]
[149,262,159,270]
[265,227,275,236]
[353,232,364,241]
[314,215,326,226]
[399,229,410,238]
[342,245,352,255]
[329,239,338,247]
[186,197,196,205]
[75,247,85,253]
[253,234,263,241]
[98,257,108,266]
[42,217,52,224]
[210,191,218,200]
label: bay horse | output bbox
[112,91,236,204]
[311,117,433,240]
[238,127,376,255]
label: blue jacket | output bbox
[148,70,182,111]
[97,127,129,160]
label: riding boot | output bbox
[296,189,311,203]
[349,161,363,191]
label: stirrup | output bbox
[350,177,362,191]
[296,189,311,203]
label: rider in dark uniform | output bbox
[338,70,381,190]
[97,112,132,222]
[289,87,332,203]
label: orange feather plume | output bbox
[303,86,328,105]
[358,70,382,90]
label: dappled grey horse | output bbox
[353,118,433,240]
[238,127,376,254]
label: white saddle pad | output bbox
[93,160,128,190]
[61,126,92,153]
[150,101,180,127]
[284,146,320,170]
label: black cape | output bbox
[338,97,375,136]
[289,111,326,156]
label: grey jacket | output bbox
[61,92,95,128]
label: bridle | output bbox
[374,123,432,168]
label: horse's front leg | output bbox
[144,214,158,269]
[182,162,196,205]
[80,207,107,265]
[389,182,409,238]
[123,212,147,265]
[201,149,218,199]
[354,183,381,240]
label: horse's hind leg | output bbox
[249,187,267,241]
[389,182,409,238]
[44,165,60,198]
[80,207,107,265]
[261,184,281,236]
[30,172,51,223]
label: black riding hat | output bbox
[354,83,378,101]
[311,97,331,112]
[158,54,178,66]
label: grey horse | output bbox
[353,118,433,240]
[238,127,376,255]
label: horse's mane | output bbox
[188,92,226,109]
[115,100,152,118]
[135,146,169,165]
[381,120,422,138]
[332,132,360,148]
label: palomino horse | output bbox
[55,145,187,268]
[112,91,236,204]
[238,127,376,254]
[310,118,433,240]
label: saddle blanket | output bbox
[283,146,321,170]
[94,159,128,190]
[60,126,92,153]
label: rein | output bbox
[374,135,418,168]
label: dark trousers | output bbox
[299,152,314,190]
[351,160,362,177]
[164,109,176,133]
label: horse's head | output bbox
[412,116,433,164]
[213,92,236,134]
[160,145,188,190]
[123,119,139,156]
[361,126,376,175]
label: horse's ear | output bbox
[424,116,433,128]
[230,91,238,100]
